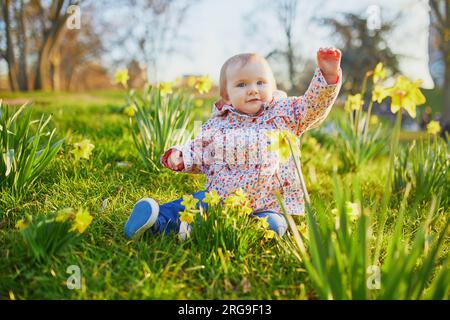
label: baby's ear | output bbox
[214,99,226,110]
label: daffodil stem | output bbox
[290,140,310,203]
[373,111,402,265]
[362,101,374,144]
[357,72,371,135]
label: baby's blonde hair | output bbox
[219,53,277,100]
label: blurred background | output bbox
[0,0,448,132]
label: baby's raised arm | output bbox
[317,47,341,85]
[279,47,342,135]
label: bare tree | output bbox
[266,0,298,93]
[429,0,450,131]
[14,0,28,90]
[1,0,18,91]
[0,0,105,91]
[102,0,200,83]
[322,12,400,93]
[244,0,321,95]
[31,0,80,90]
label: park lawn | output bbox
[0,91,448,299]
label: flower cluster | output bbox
[256,216,276,241]
[223,188,252,216]
[194,76,213,94]
[345,62,426,119]
[203,189,221,206]
[265,130,299,163]
[114,69,129,88]
[123,104,137,117]
[179,194,199,224]
[70,139,95,161]
[426,120,441,135]
[331,201,361,229]
[159,82,174,96]
[16,207,93,234]
[345,93,364,112]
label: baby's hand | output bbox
[317,47,341,84]
[168,150,184,171]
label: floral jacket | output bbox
[161,68,342,215]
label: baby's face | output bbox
[224,59,274,114]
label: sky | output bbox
[0,0,434,89]
[156,0,434,88]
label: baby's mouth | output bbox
[247,98,261,103]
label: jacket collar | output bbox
[212,98,274,118]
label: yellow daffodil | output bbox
[159,82,173,96]
[302,135,320,153]
[70,139,95,161]
[181,194,198,211]
[234,188,247,202]
[298,222,309,241]
[123,105,136,117]
[372,84,389,103]
[203,189,221,206]
[263,229,276,241]
[70,209,93,234]
[332,201,360,228]
[194,99,204,107]
[369,115,380,126]
[386,76,426,119]
[427,120,441,135]
[373,62,385,84]
[175,76,182,87]
[179,210,195,224]
[344,94,364,112]
[258,216,269,230]
[345,201,361,221]
[239,205,253,216]
[187,76,197,88]
[15,218,27,231]
[195,76,212,94]
[223,195,241,209]
[114,69,129,88]
[223,189,250,211]
[55,208,75,222]
[266,130,299,163]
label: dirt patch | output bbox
[1,98,32,106]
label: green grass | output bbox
[422,88,442,115]
[0,91,448,299]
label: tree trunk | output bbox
[50,46,61,91]
[33,1,70,90]
[15,0,29,91]
[443,58,450,127]
[286,35,296,95]
[1,0,18,91]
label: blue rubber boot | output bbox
[124,198,160,239]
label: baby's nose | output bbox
[247,85,258,95]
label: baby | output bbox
[124,48,342,240]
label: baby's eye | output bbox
[257,80,265,85]
[237,83,246,88]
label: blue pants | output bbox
[152,190,288,237]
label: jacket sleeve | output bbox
[161,118,217,174]
[288,67,342,135]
